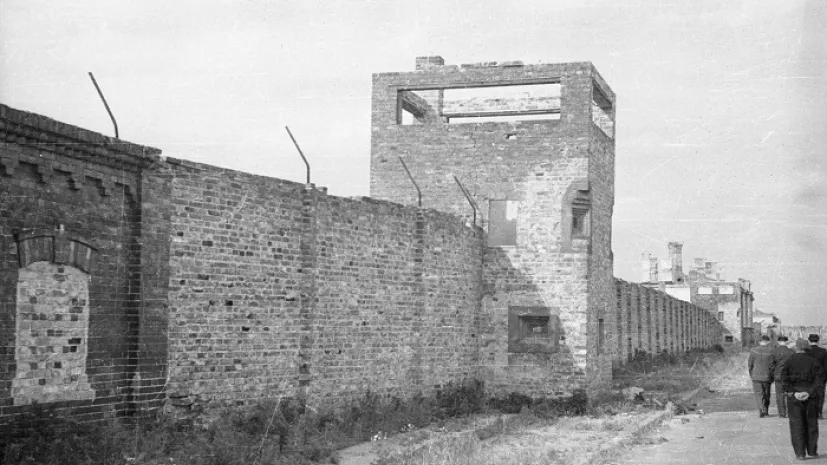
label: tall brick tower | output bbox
[370,57,617,396]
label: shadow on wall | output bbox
[478,246,586,399]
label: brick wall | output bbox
[155,158,484,416]
[0,104,163,424]
[611,279,726,365]
[1,58,735,424]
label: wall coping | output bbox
[0,104,162,170]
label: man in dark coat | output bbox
[806,334,827,419]
[774,336,796,418]
[783,338,827,460]
[749,334,776,417]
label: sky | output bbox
[2,0,826,325]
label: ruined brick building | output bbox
[0,57,726,424]
[640,242,756,347]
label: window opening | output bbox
[398,83,561,125]
[718,311,724,321]
[571,190,591,237]
[398,89,443,125]
[592,81,614,138]
[508,306,559,353]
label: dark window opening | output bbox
[718,311,724,321]
[724,335,734,343]
[571,190,591,238]
[572,210,588,236]
[508,306,559,354]
[521,315,550,339]
[598,318,605,354]
[488,200,517,247]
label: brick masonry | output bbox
[613,279,722,365]
[369,59,618,396]
[13,262,95,405]
[0,103,162,423]
[156,157,484,416]
[0,57,730,425]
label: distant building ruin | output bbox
[641,242,756,347]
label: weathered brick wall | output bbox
[611,279,725,365]
[0,104,163,424]
[309,196,483,404]
[156,158,484,416]
[158,159,306,415]
[586,70,616,388]
[2,55,741,424]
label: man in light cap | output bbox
[749,334,776,417]
[782,338,827,460]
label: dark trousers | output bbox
[818,385,826,418]
[776,381,788,417]
[753,381,772,414]
[788,394,820,457]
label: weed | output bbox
[436,379,486,418]
[488,392,533,414]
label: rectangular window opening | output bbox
[572,208,590,237]
[488,200,517,247]
[398,89,443,125]
[598,318,605,353]
[521,315,550,339]
[717,311,724,321]
[570,188,591,239]
[724,335,734,343]
[398,83,561,125]
[592,81,614,138]
[508,306,559,354]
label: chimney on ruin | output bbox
[649,256,659,282]
[668,242,684,282]
[416,56,445,70]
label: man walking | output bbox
[806,334,827,419]
[782,338,827,460]
[749,334,776,417]
[774,335,796,418]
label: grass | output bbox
[371,347,739,465]
[611,346,733,402]
[2,348,738,465]
[0,379,491,465]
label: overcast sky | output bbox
[2,0,826,325]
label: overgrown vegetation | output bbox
[0,380,596,465]
[2,349,734,465]
[611,346,733,408]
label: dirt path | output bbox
[611,352,818,464]
[338,352,748,465]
